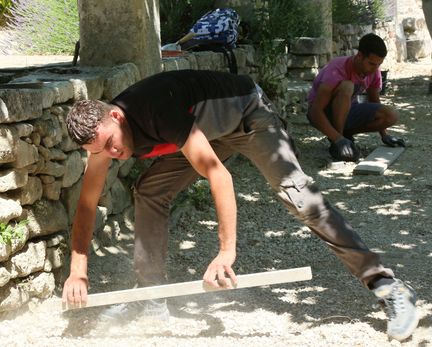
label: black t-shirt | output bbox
[111,69,259,159]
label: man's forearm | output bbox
[69,205,96,275]
[209,171,237,252]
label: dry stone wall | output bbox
[0,63,140,312]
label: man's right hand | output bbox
[62,273,89,305]
[330,137,360,162]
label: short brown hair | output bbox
[66,100,113,145]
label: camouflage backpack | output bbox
[180,8,240,74]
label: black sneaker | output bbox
[99,299,170,324]
[373,279,419,341]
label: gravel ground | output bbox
[0,60,431,346]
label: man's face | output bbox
[357,52,385,76]
[83,111,134,160]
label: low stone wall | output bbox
[0,63,140,312]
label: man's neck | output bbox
[352,55,365,78]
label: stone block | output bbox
[61,150,84,188]
[0,126,17,164]
[37,160,65,177]
[44,81,74,105]
[0,89,43,124]
[0,267,11,287]
[32,116,63,148]
[24,199,68,238]
[103,63,141,100]
[286,54,319,68]
[194,51,215,70]
[11,140,38,169]
[44,247,64,271]
[42,180,62,200]
[290,37,331,55]
[70,76,105,100]
[10,123,33,138]
[185,54,198,70]
[0,282,29,312]
[28,271,55,299]
[5,241,46,278]
[0,168,28,193]
[5,176,43,206]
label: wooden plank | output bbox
[57,267,312,311]
[353,146,405,175]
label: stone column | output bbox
[423,0,432,37]
[316,0,333,53]
[78,0,162,79]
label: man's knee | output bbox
[376,105,399,127]
[280,178,330,224]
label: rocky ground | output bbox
[0,60,431,346]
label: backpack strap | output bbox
[212,45,238,75]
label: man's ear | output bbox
[357,51,365,60]
[109,108,125,124]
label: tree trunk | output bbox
[78,0,162,79]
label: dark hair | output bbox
[358,33,387,58]
[66,100,112,145]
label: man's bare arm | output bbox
[181,124,238,288]
[309,83,342,141]
[62,152,111,304]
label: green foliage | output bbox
[186,179,212,211]
[250,0,324,43]
[248,0,325,99]
[0,0,12,26]
[160,0,215,44]
[4,0,79,54]
[332,0,385,25]
[0,220,27,246]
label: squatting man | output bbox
[62,69,418,341]
[307,33,405,161]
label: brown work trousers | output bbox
[133,97,394,289]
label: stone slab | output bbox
[353,146,405,175]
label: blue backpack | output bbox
[180,8,240,74]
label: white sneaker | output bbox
[373,279,419,341]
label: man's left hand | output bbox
[203,250,237,289]
[382,134,406,147]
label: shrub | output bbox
[0,220,27,246]
[248,0,325,98]
[333,0,385,25]
[1,0,79,54]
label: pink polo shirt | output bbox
[308,56,382,105]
